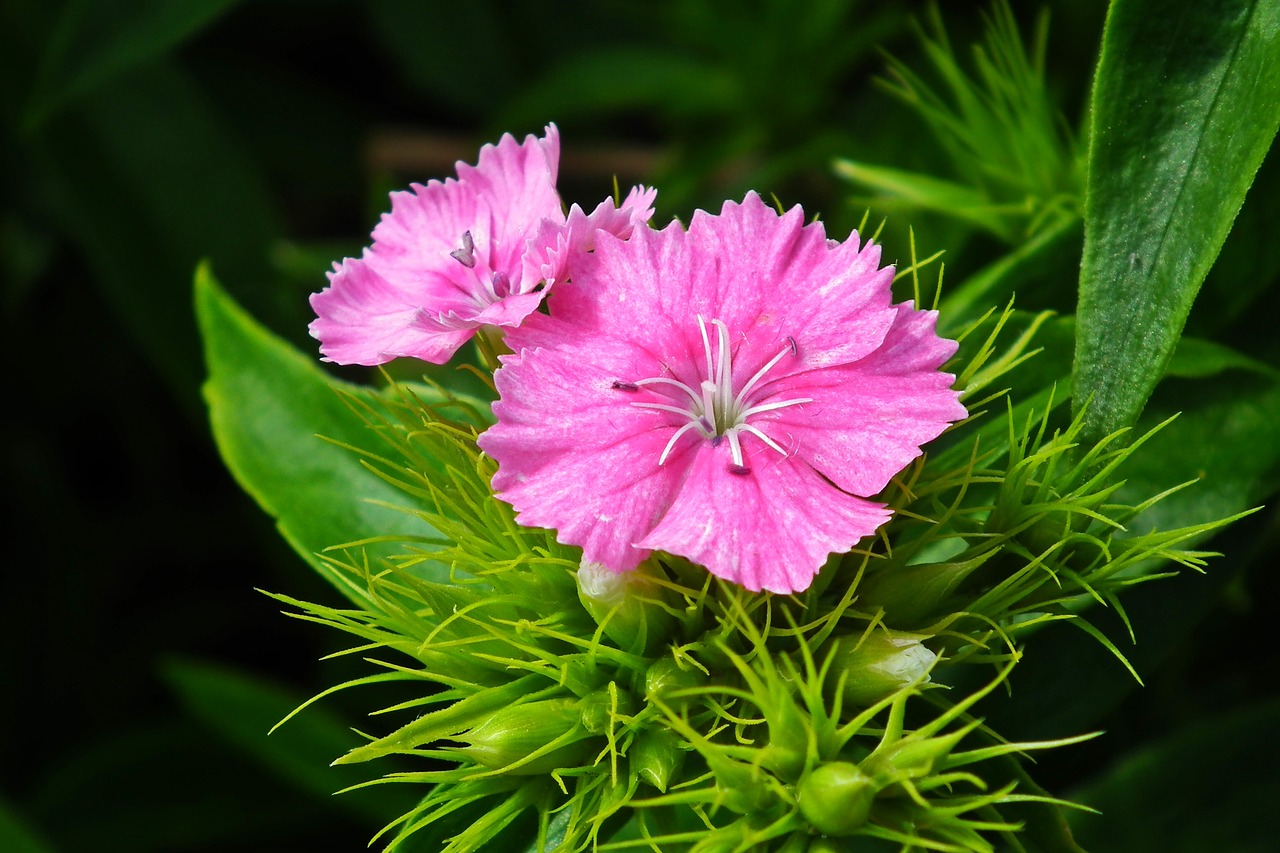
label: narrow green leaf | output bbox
[1073,0,1280,445]
[25,0,246,128]
[834,159,1007,236]
[195,263,450,599]
[160,657,416,825]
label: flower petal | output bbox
[638,448,890,594]
[311,125,563,365]
[308,256,473,365]
[766,304,965,495]
[479,345,681,571]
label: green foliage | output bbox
[193,272,1237,850]
[837,1,1081,244]
[1073,0,1280,446]
[196,264,453,599]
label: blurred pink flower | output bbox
[310,124,655,365]
[479,193,965,593]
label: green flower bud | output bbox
[797,761,877,836]
[707,751,779,815]
[579,683,637,734]
[866,726,969,786]
[630,728,685,792]
[757,693,809,783]
[856,552,993,626]
[827,631,937,707]
[644,656,707,710]
[457,697,594,774]
[577,561,678,654]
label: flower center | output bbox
[450,230,514,304]
[613,316,809,475]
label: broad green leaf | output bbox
[160,657,416,825]
[0,798,54,853]
[1068,698,1280,851]
[25,0,246,128]
[196,264,450,599]
[1073,0,1280,446]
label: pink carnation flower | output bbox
[478,192,966,594]
[309,124,656,365]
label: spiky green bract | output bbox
[836,1,1080,243]
[268,306,1243,852]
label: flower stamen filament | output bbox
[616,315,811,471]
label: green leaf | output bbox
[195,263,450,599]
[0,798,55,853]
[1073,0,1280,446]
[25,0,246,128]
[1068,698,1280,851]
[1164,336,1280,380]
[1117,372,1280,536]
[160,657,416,825]
[28,61,284,413]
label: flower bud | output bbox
[457,697,594,774]
[866,726,969,786]
[579,684,637,734]
[827,631,937,707]
[707,750,779,815]
[630,728,685,792]
[856,552,992,626]
[797,761,877,836]
[644,655,707,706]
[577,561,678,654]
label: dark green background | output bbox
[3,1,1277,850]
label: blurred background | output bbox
[2,1,1277,850]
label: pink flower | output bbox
[478,193,966,594]
[309,125,656,365]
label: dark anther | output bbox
[727,463,752,476]
[711,435,724,447]
[786,335,798,356]
[698,416,714,433]
[491,271,512,298]
[611,381,640,391]
[450,231,477,268]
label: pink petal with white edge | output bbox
[526,184,658,287]
[479,345,682,572]
[310,125,563,365]
[766,304,966,496]
[637,446,890,594]
[309,256,473,365]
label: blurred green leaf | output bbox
[503,48,738,129]
[23,719,372,852]
[1068,698,1280,852]
[29,61,284,411]
[1165,336,1280,380]
[1073,0,1280,446]
[161,657,416,825]
[26,0,246,128]
[835,159,1004,234]
[0,798,54,853]
[196,264,450,600]
[938,215,1082,331]
[1117,372,1280,536]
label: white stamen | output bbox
[616,317,808,473]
